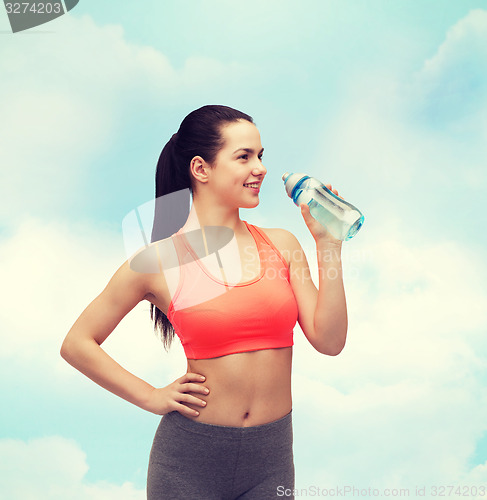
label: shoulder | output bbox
[254,225,303,268]
[259,226,299,248]
[116,257,155,302]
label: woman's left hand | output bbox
[300,184,343,246]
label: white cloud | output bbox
[290,231,487,491]
[418,9,487,105]
[292,371,487,492]
[314,9,487,201]
[296,233,487,392]
[0,215,186,384]
[0,436,145,500]
[460,460,487,486]
[0,13,250,226]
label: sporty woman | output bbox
[60,105,348,499]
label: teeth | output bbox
[244,183,259,188]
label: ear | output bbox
[190,156,210,185]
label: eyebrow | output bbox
[233,147,265,155]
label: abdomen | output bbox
[184,347,293,427]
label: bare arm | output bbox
[285,186,348,355]
[285,230,347,356]
[60,259,209,416]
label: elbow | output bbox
[321,343,345,356]
[316,343,345,356]
[60,335,79,364]
[60,333,98,366]
[60,337,72,362]
[314,328,347,356]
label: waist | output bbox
[184,347,293,426]
[164,408,293,437]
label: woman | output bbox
[60,105,348,499]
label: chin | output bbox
[241,200,259,209]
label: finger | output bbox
[181,382,210,395]
[179,393,208,407]
[175,402,200,417]
[300,204,312,219]
[181,372,206,383]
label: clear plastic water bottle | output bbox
[282,172,364,241]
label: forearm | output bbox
[60,336,156,412]
[313,241,348,355]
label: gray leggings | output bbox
[147,409,294,499]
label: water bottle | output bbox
[282,172,364,241]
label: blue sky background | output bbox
[1,1,486,498]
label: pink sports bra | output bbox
[167,221,298,359]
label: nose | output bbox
[252,159,267,177]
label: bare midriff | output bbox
[184,346,293,427]
[146,225,294,427]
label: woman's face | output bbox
[207,120,267,208]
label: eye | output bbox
[237,153,264,161]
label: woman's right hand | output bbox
[145,372,210,417]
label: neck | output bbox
[183,196,247,235]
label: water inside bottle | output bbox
[314,186,346,214]
[307,199,346,240]
[311,187,364,240]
